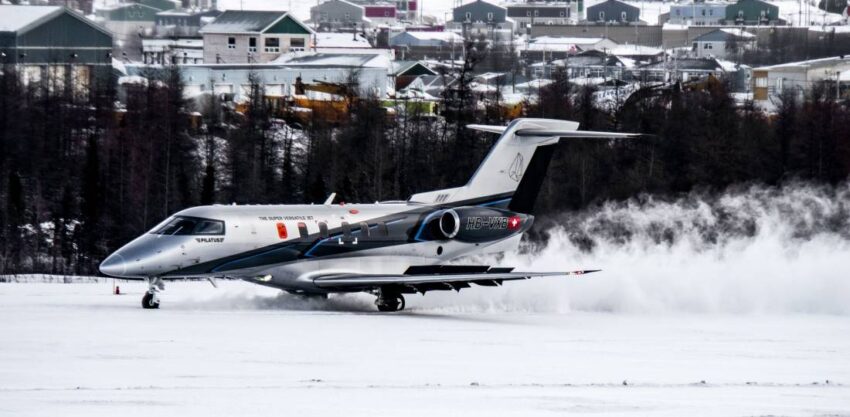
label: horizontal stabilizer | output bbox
[466,124,508,134]
[515,129,641,139]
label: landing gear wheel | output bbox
[375,294,405,312]
[141,291,160,309]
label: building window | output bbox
[487,12,493,20]
[290,37,305,48]
[385,10,390,17]
[534,10,539,17]
[621,11,627,21]
[527,11,531,16]
[755,77,768,87]
[560,11,565,17]
[265,37,280,53]
[598,11,605,21]
[465,11,471,20]
[227,37,236,49]
[249,37,257,52]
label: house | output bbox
[724,0,781,25]
[450,0,515,35]
[636,57,735,83]
[586,0,641,24]
[154,9,221,37]
[507,2,576,33]
[668,2,728,26]
[752,56,850,102]
[309,0,369,31]
[389,31,465,59]
[313,32,381,55]
[520,36,619,61]
[692,28,754,59]
[199,10,314,64]
[0,5,113,90]
[350,0,418,22]
[391,60,437,89]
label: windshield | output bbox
[152,216,225,236]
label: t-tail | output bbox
[409,118,640,213]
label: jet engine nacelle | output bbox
[423,207,533,243]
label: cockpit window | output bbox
[153,216,225,236]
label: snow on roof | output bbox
[809,25,850,33]
[532,36,605,45]
[719,28,756,38]
[514,79,553,89]
[401,31,464,42]
[610,44,663,56]
[754,55,850,71]
[716,59,740,72]
[314,32,372,48]
[275,52,390,69]
[200,10,290,34]
[0,5,61,32]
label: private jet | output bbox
[99,118,638,311]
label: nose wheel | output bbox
[375,290,405,312]
[142,277,164,309]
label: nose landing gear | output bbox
[375,289,405,312]
[142,277,164,309]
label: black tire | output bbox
[376,294,405,312]
[141,292,160,309]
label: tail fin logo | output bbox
[508,153,524,182]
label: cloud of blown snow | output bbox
[414,182,850,315]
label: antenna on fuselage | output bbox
[323,193,336,205]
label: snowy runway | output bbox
[1,281,849,416]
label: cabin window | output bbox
[319,222,329,238]
[265,37,280,53]
[227,37,236,49]
[249,37,257,52]
[153,216,225,236]
[298,222,309,238]
[359,222,370,237]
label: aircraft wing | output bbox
[312,266,598,293]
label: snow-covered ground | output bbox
[1,281,848,416]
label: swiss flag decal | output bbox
[508,215,522,231]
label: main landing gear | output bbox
[375,289,405,312]
[142,277,164,309]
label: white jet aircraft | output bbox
[100,118,638,311]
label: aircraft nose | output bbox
[100,253,127,277]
